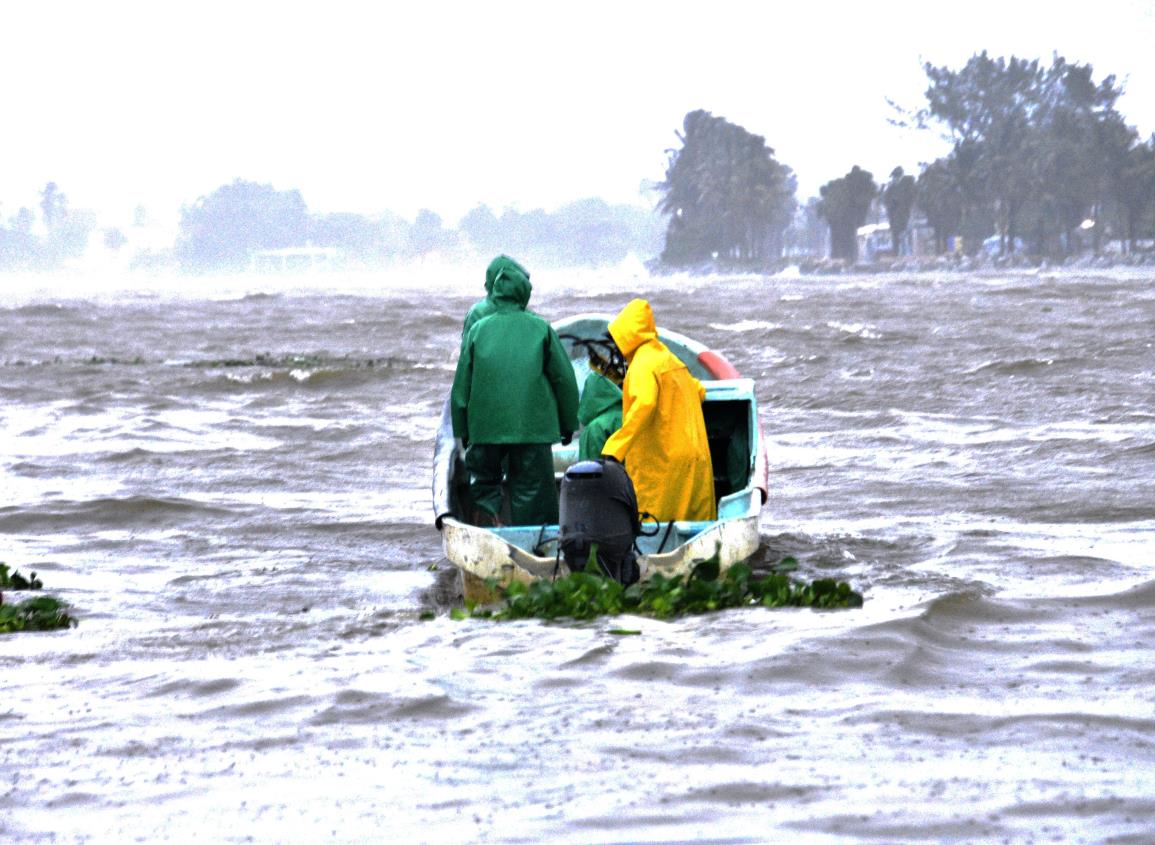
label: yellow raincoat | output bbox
[601,299,716,521]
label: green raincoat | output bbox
[577,371,622,461]
[451,267,578,445]
[451,259,579,525]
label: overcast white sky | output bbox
[2,0,1154,226]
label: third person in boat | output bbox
[576,341,624,462]
[600,298,716,522]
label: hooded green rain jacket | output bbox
[462,255,531,341]
[451,267,579,445]
[577,371,622,461]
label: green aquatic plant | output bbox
[448,550,863,623]
[85,355,145,365]
[0,596,76,633]
[0,565,75,633]
[0,563,42,590]
[185,353,392,370]
[190,353,329,369]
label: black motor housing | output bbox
[559,459,641,585]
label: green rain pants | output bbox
[465,443,558,525]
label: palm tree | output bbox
[882,167,917,255]
[818,166,876,262]
[658,110,795,267]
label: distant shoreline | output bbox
[653,252,1155,277]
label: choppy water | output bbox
[2,266,1153,844]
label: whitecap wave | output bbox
[708,319,783,333]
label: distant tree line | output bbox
[815,52,1155,263]
[913,51,1155,259]
[455,198,663,269]
[0,179,663,273]
[0,182,101,270]
[173,180,663,272]
[8,52,1155,273]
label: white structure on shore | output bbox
[249,246,340,272]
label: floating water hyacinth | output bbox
[0,562,43,591]
[442,552,863,623]
[0,595,77,633]
[0,563,75,633]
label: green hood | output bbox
[485,254,530,298]
[578,371,622,426]
[491,263,532,310]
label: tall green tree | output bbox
[882,167,917,254]
[916,52,1131,258]
[35,181,94,266]
[1027,58,1131,256]
[817,166,876,261]
[40,182,67,232]
[658,109,795,267]
[1114,136,1155,252]
[459,205,502,254]
[915,158,963,254]
[176,179,309,272]
[0,208,38,270]
[921,52,1043,255]
[408,209,457,256]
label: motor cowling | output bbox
[559,459,641,585]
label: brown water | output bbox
[2,266,1153,843]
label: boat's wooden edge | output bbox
[441,518,566,605]
[442,512,762,605]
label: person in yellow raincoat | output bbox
[600,298,716,521]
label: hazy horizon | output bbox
[3,1,1155,229]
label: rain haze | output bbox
[2,0,1155,227]
[5,4,1155,845]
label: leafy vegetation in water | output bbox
[0,563,43,590]
[0,596,76,633]
[0,563,76,633]
[187,353,393,369]
[85,355,145,365]
[446,550,863,623]
[191,353,328,368]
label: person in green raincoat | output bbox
[461,254,530,343]
[451,257,579,526]
[577,353,623,462]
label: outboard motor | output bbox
[559,459,641,585]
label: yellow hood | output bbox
[608,298,657,360]
[601,298,716,521]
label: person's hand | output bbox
[560,431,573,446]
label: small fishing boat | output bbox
[433,313,768,603]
